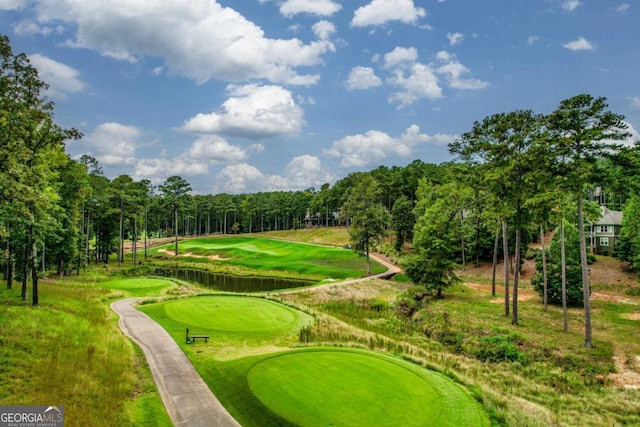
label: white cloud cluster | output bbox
[324,124,456,167]
[563,37,595,51]
[373,47,487,107]
[345,66,382,91]
[312,20,336,42]
[213,155,334,193]
[351,0,426,27]
[435,50,489,90]
[19,0,332,85]
[27,54,86,100]
[631,97,640,108]
[81,123,143,167]
[181,84,305,139]
[276,0,342,17]
[527,36,540,46]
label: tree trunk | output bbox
[460,211,466,269]
[22,234,29,301]
[577,197,593,348]
[491,228,499,297]
[561,220,568,333]
[502,220,509,317]
[118,205,123,267]
[133,217,137,267]
[512,228,521,326]
[6,240,12,290]
[31,239,39,306]
[365,245,371,275]
[174,207,179,256]
[540,224,548,312]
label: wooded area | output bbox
[2,35,640,351]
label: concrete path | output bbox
[111,298,241,427]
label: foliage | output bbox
[341,175,388,273]
[532,221,585,306]
[616,194,640,272]
[474,334,528,364]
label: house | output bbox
[592,206,622,256]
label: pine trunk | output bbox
[577,197,593,348]
[502,220,510,317]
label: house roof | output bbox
[597,206,622,226]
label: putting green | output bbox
[161,296,312,336]
[247,348,488,427]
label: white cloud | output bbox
[82,123,143,166]
[446,32,464,46]
[562,37,595,51]
[383,47,418,69]
[630,97,640,108]
[616,3,630,12]
[27,54,86,100]
[345,66,382,90]
[562,0,581,12]
[324,125,453,168]
[181,84,304,139]
[527,36,540,46]
[312,20,336,42]
[186,136,248,164]
[14,19,64,36]
[435,52,489,90]
[0,0,23,10]
[284,155,335,189]
[388,63,442,107]
[26,0,331,86]
[278,0,342,17]
[351,0,426,27]
[133,158,209,183]
[214,164,265,193]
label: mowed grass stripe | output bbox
[152,237,385,280]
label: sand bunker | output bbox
[158,248,229,261]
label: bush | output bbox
[474,334,528,364]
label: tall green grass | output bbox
[0,280,171,427]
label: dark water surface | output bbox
[153,267,315,292]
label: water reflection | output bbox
[154,267,314,292]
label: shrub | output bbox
[474,334,528,364]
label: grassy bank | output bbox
[0,277,173,427]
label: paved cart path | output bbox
[111,298,241,427]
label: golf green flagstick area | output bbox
[140,294,490,426]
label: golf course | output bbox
[137,293,488,426]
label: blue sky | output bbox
[1,0,638,194]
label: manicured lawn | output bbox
[150,236,386,280]
[141,295,489,426]
[139,295,314,347]
[247,348,489,427]
[101,277,177,297]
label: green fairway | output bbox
[101,277,177,297]
[150,236,386,280]
[247,348,488,427]
[140,295,313,344]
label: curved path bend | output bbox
[111,298,241,427]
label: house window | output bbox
[600,237,609,247]
[599,225,609,233]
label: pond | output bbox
[153,267,315,292]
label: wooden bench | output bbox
[186,328,210,344]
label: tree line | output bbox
[2,31,640,350]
